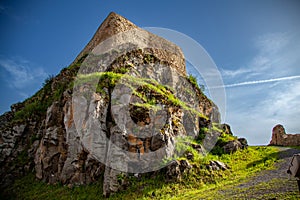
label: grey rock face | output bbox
[238,138,248,149]
[0,12,221,197]
[206,160,229,171]
[165,159,192,181]
[223,140,243,154]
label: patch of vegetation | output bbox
[30,133,41,145]
[174,136,193,154]
[110,146,278,200]
[197,127,208,142]
[186,74,205,93]
[43,75,55,86]
[12,60,81,122]
[75,72,208,120]
[1,146,281,200]
[15,149,29,166]
[144,54,156,64]
[0,173,104,200]
[206,126,237,156]
[13,100,49,121]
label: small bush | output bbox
[43,75,55,86]
[187,74,205,92]
[197,127,208,142]
[13,100,50,121]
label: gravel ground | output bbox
[238,147,300,188]
[220,147,300,199]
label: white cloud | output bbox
[221,67,252,78]
[0,57,47,94]
[255,32,289,55]
[221,32,300,145]
[222,32,299,80]
[261,81,300,120]
[225,80,300,145]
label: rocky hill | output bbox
[0,12,246,197]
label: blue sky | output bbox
[0,0,300,145]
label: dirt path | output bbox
[220,147,300,199]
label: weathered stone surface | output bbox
[73,12,186,76]
[238,138,248,149]
[73,12,138,66]
[206,160,229,171]
[269,124,300,146]
[186,152,194,160]
[166,160,181,181]
[165,159,192,181]
[221,124,233,135]
[223,140,242,154]
[179,159,192,174]
[190,143,204,154]
[0,119,44,189]
[0,111,13,129]
[214,123,248,154]
[0,12,224,197]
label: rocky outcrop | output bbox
[165,159,192,181]
[206,160,229,171]
[211,124,248,154]
[269,124,300,146]
[0,12,239,197]
[223,140,243,154]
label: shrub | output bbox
[187,74,205,92]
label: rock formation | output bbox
[0,12,242,197]
[269,124,300,146]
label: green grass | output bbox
[187,74,205,93]
[129,146,278,200]
[12,62,80,123]
[75,72,208,120]
[287,146,300,150]
[1,146,283,200]
[10,52,208,124]
[4,53,295,199]
[1,173,104,200]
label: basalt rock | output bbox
[0,12,224,197]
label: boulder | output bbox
[166,160,181,181]
[238,138,248,149]
[166,159,192,181]
[186,152,194,161]
[206,160,229,171]
[221,124,233,135]
[223,140,242,154]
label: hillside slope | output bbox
[0,12,248,198]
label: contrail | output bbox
[213,75,300,88]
